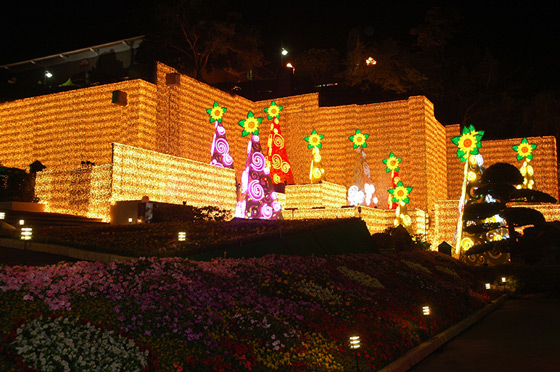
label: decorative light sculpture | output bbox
[347,129,376,207]
[206,102,234,169]
[388,181,413,229]
[382,152,402,209]
[451,125,485,258]
[304,129,326,184]
[512,137,536,190]
[264,101,294,189]
[235,111,282,220]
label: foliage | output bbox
[0,252,498,371]
[345,39,427,95]
[372,226,430,252]
[26,219,366,258]
[293,48,341,86]
[143,0,263,82]
[0,166,36,203]
[464,163,557,263]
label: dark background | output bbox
[1,1,558,140]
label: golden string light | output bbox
[1,62,557,236]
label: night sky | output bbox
[2,1,556,69]
[1,0,558,132]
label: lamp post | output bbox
[20,225,32,266]
[44,70,52,88]
[501,276,507,291]
[349,335,361,372]
[178,232,186,242]
[423,305,431,335]
[280,47,288,67]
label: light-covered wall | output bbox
[445,124,558,201]
[0,80,157,171]
[111,143,237,212]
[35,164,112,220]
[3,62,559,238]
[253,95,448,213]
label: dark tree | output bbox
[293,48,341,86]
[0,166,36,202]
[143,0,264,83]
[464,163,557,264]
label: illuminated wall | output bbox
[446,125,558,201]
[0,80,157,171]
[255,95,448,214]
[35,143,237,221]
[153,63,255,179]
[35,165,112,220]
[2,62,558,239]
[111,143,237,212]
[432,200,560,248]
[284,182,347,210]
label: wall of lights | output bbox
[255,95,449,213]
[0,80,158,171]
[284,182,347,210]
[35,144,238,221]
[111,143,237,212]
[432,200,560,248]
[35,164,112,220]
[446,125,558,201]
[2,62,558,238]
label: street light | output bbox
[501,276,507,291]
[0,212,5,220]
[286,62,295,75]
[349,335,361,372]
[44,70,53,87]
[485,283,491,290]
[366,57,377,66]
[281,47,288,66]
[21,227,32,240]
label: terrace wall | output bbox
[3,62,559,242]
[0,80,157,171]
[445,124,558,201]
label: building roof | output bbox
[1,36,144,73]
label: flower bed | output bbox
[0,251,499,371]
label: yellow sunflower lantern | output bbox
[450,124,484,162]
[304,129,325,183]
[206,102,226,123]
[451,124,486,259]
[388,181,413,228]
[349,129,369,149]
[238,111,263,137]
[513,137,537,189]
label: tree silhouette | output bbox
[146,0,263,82]
[463,162,557,264]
